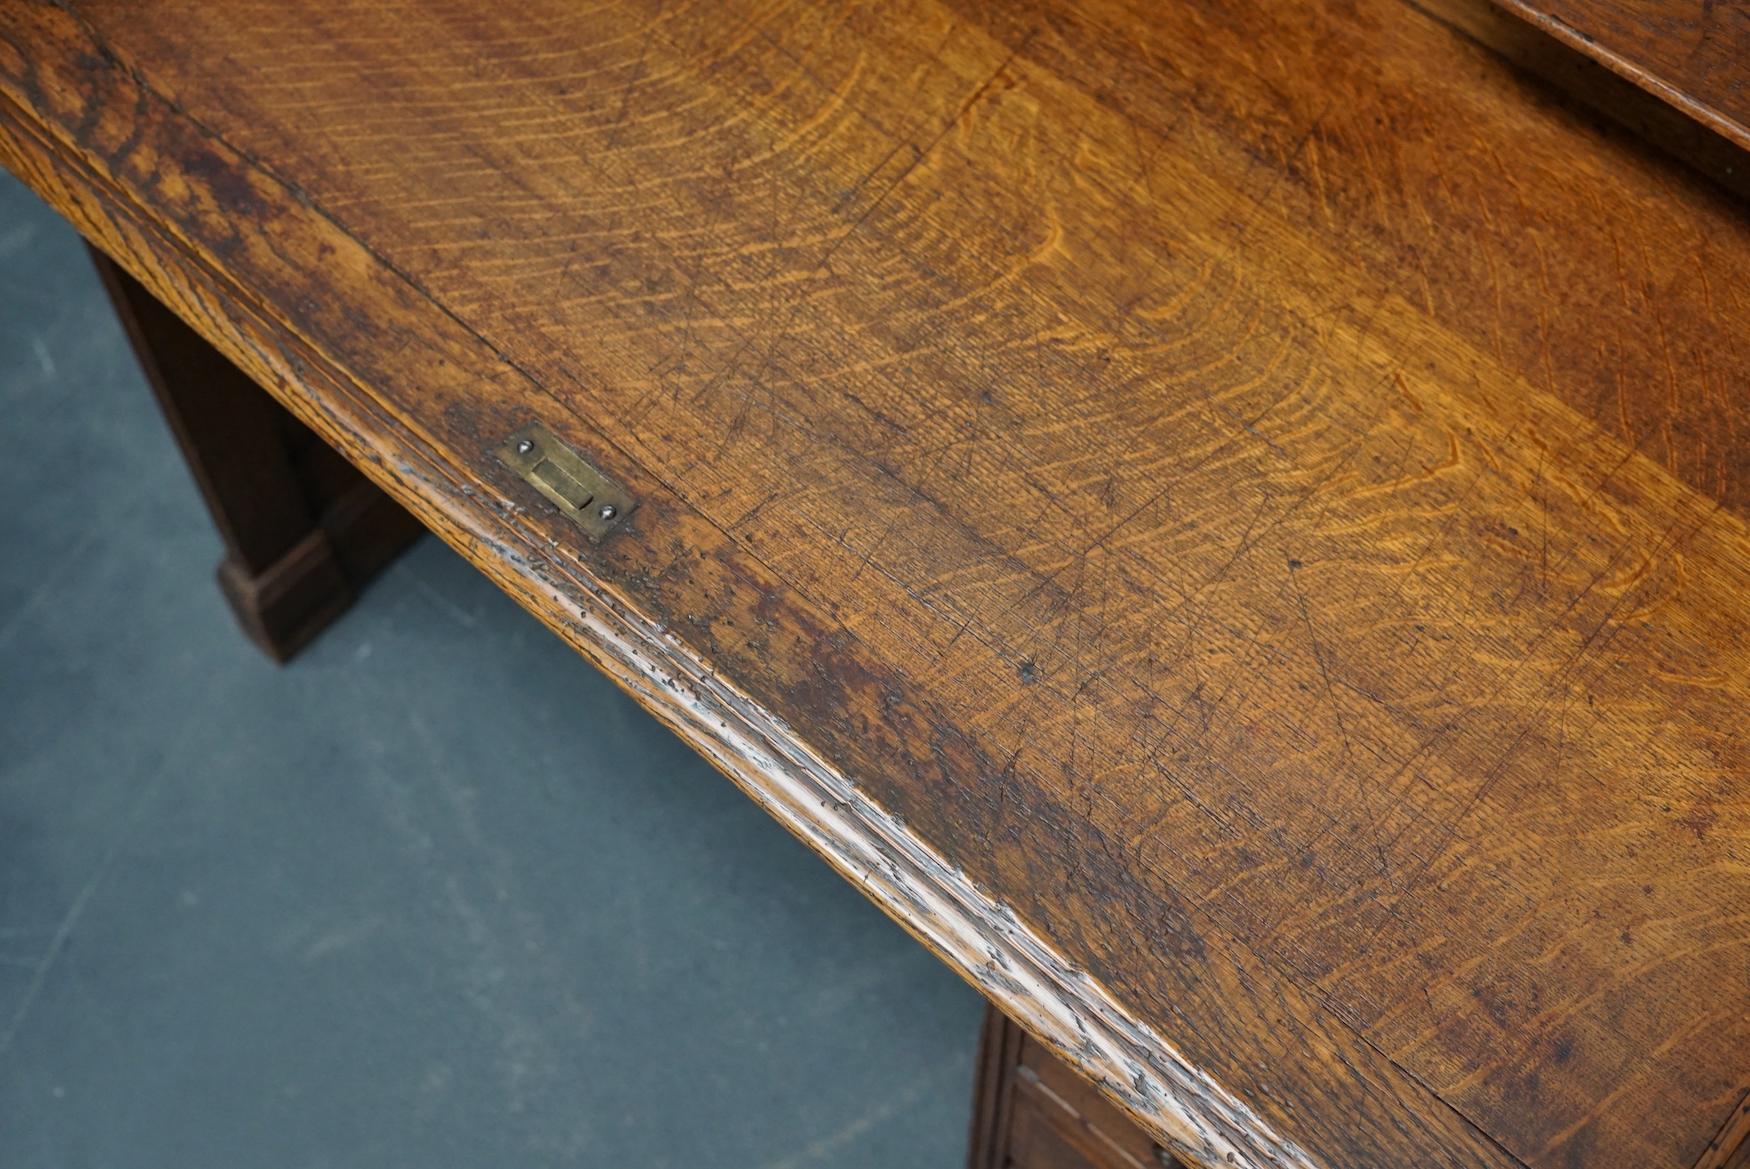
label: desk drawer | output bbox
[970,1004,1185,1169]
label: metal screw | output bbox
[597,503,618,521]
[514,438,535,455]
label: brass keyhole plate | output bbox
[497,424,636,541]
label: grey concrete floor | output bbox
[0,173,982,1167]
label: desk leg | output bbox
[91,245,422,662]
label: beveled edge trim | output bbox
[1694,1090,1750,1169]
[1486,0,1750,154]
[508,529,1325,1169]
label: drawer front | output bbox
[969,1004,1187,1169]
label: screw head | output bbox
[597,503,618,521]
[514,438,535,455]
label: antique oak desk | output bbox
[3,1,1747,1166]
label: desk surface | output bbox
[2,2,1748,1167]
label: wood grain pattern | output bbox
[1489,0,1750,152]
[2,1,1748,1167]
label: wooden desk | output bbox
[2,2,1747,1167]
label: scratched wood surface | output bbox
[2,1,1749,1167]
[1490,0,1750,151]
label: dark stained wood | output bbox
[969,1002,1026,1169]
[3,1,1750,1167]
[1417,0,1750,203]
[90,247,423,660]
[1487,0,1750,153]
[971,1004,1189,1169]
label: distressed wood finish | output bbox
[1489,0,1750,152]
[2,1,1748,1167]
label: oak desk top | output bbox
[2,1,1747,1167]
